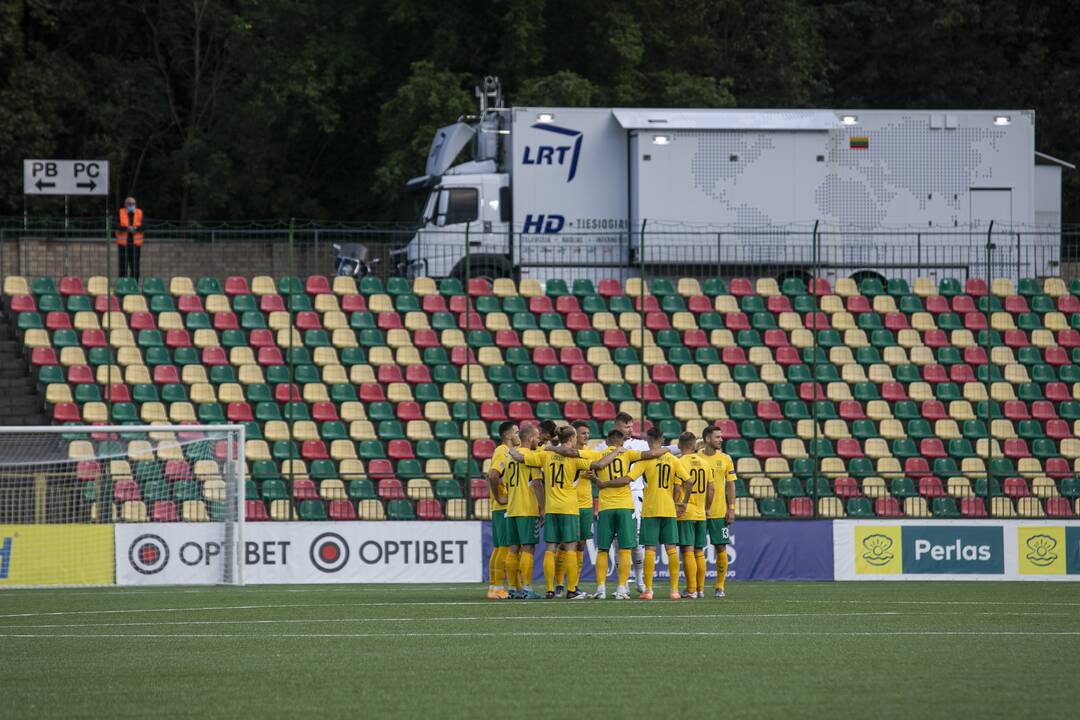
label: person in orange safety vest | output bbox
[115,196,144,280]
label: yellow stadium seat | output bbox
[672,312,697,331]
[868,364,893,383]
[882,346,908,366]
[990,382,1017,402]
[1045,312,1068,331]
[756,278,780,297]
[315,294,340,314]
[897,329,922,349]
[368,294,394,313]
[960,458,986,479]
[748,476,775,498]
[182,500,209,522]
[191,328,218,349]
[700,401,726,421]
[269,499,292,521]
[122,294,149,314]
[169,277,195,296]
[862,477,887,498]
[877,458,902,478]
[824,419,850,440]
[905,497,930,517]
[1031,330,1055,348]
[745,382,771,403]
[991,312,1015,332]
[86,276,110,296]
[820,457,845,478]
[991,419,1015,439]
[446,498,468,520]
[1032,476,1058,498]
[407,478,434,500]
[349,421,377,441]
[331,276,357,296]
[872,295,898,314]
[991,497,1016,517]
[748,346,773,365]
[734,497,760,518]
[832,312,856,331]
[834,278,858,297]
[250,276,275,295]
[990,346,1014,366]
[841,364,867,384]
[818,497,845,518]
[124,365,151,385]
[779,312,802,331]
[245,440,271,462]
[484,312,509,332]
[674,401,701,421]
[827,382,853,402]
[3,275,29,295]
[444,439,469,461]
[581,383,607,403]
[795,420,819,440]
[714,295,739,313]
[913,277,935,297]
[962,383,988,403]
[519,279,542,298]
[948,477,974,498]
[911,312,936,332]
[704,364,732,384]
[950,329,975,348]
[337,459,365,480]
[122,501,148,522]
[990,278,1015,297]
[820,295,844,314]
[1061,439,1080,460]
[1016,497,1044,518]
[935,420,961,440]
[864,438,890,459]
[782,438,808,459]
[677,278,701,297]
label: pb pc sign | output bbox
[23,159,109,196]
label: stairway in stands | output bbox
[0,308,47,426]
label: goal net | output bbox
[0,425,245,588]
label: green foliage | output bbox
[0,0,1076,223]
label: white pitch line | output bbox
[0,603,358,619]
[2,630,1079,640]
[0,611,918,629]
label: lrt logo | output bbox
[310,532,350,573]
[860,533,895,567]
[129,534,170,575]
[521,124,583,182]
[1024,534,1058,567]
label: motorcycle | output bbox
[333,242,378,278]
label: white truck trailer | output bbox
[395,77,1069,284]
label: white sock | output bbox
[632,546,644,582]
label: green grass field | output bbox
[0,581,1076,718]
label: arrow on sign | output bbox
[35,179,56,191]
[76,180,97,191]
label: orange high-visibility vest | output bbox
[115,207,144,247]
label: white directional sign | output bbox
[23,159,109,196]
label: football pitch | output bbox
[0,582,1075,718]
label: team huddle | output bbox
[484,412,737,600]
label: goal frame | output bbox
[0,424,246,586]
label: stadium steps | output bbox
[0,310,48,425]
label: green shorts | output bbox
[544,512,580,544]
[506,516,539,546]
[596,508,637,550]
[491,510,509,547]
[678,519,708,549]
[578,507,594,541]
[639,516,679,547]
[707,518,731,545]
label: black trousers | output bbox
[118,244,141,280]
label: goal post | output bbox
[0,424,245,588]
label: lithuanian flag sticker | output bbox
[849,136,869,149]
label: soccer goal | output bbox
[0,425,245,588]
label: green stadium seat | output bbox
[759,497,788,518]
[386,499,415,520]
[846,497,874,518]
[932,497,961,518]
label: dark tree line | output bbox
[2,0,1076,223]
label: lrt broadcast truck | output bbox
[393,77,1067,285]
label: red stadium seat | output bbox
[949,364,976,383]
[249,329,275,348]
[306,276,332,295]
[960,497,988,517]
[152,365,180,384]
[904,457,931,478]
[59,277,86,296]
[213,312,239,330]
[1058,295,1080,313]
[313,402,340,422]
[559,347,585,365]
[152,500,179,522]
[201,347,228,366]
[81,329,106,348]
[1003,439,1030,459]
[256,346,283,365]
[804,312,830,330]
[129,312,156,330]
[808,278,831,296]
[922,364,948,383]
[1046,497,1074,518]
[1004,295,1029,313]
[756,401,783,421]
[722,347,747,365]
[44,312,71,330]
[924,296,949,314]
[495,330,521,348]
[177,295,204,313]
[1045,458,1071,479]
[359,384,385,402]
[555,296,581,314]
[53,403,81,422]
[875,497,902,517]
[713,420,739,438]
[387,440,414,460]
[395,402,422,422]
[224,276,250,295]
[508,402,536,422]
[468,278,491,296]
[645,312,670,330]
[633,296,660,312]
[1045,419,1070,440]
[94,295,120,312]
[775,346,800,365]
[1044,346,1069,366]
[526,383,552,402]
[377,365,404,384]
[293,479,319,500]
[602,329,628,348]
[114,480,141,502]
[846,295,871,314]
[302,440,330,461]
[67,365,94,384]
[106,384,131,402]
[964,278,987,297]
[951,295,976,313]
[885,312,910,331]
[789,497,813,517]
[752,439,780,459]
[259,294,285,312]
[417,499,445,520]
[767,295,792,313]
[369,461,397,482]
[76,460,101,482]
[8,295,36,313]
[920,401,947,421]
[274,384,301,402]
[836,438,864,459]
[651,365,677,384]
[798,382,826,401]
[724,313,750,331]
[565,312,591,331]
[448,296,472,314]
[528,296,553,314]
[450,347,477,365]
[591,401,616,421]
[839,400,866,420]
[635,384,662,402]
[480,401,507,421]
[413,329,440,348]
[30,347,57,366]
[470,478,489,499]
[833,477,860,498]
[377,312,403,330]
[1004,401,1030,421]
[532,347,558,366]
[923,330,949,348]
[343,294,368,312]
[328,499,357,520]
[918,475,945,498]
[881,383,907,402]
[472,439,496,460]
[764,329,790,348]
[405,365,432,384]
[564,401,589,421]
[1003,477,1031,498]
[1045,383,1070,402]
[687,295,711,313]
[963,346,987,365]
[597,279,621,297]
[1003,329,1029,348]
[729,278,753,297]
[227,402,254,422]
[246,500,270,521]
[1060,330,1080,348]
[919,438,947,458]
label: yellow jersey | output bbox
[574,447,609,509]
[679,452,710,521]
[488,444,510,511]
[703,451,737,518]
[491,450,540,518]
[595,446,642,512]
[522,448,591,516]
[629,454,689,518]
